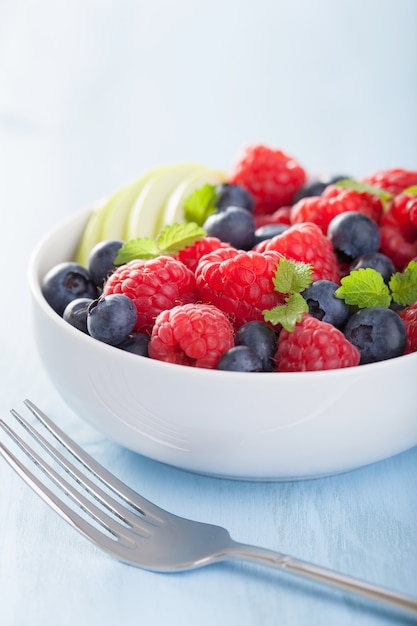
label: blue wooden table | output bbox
[1,2,416,624]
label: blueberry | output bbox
[253,223,290,246]
[215,183,254,213]
[63,297,94,333]
[343,307,406,364]
[328,212,381,263]
[88,239,124,288]
[293,174,349,203]
[350,252,396,284]
[302,280,350,328]
[216,346,263,372]
[203,206,255,250]
[42,262,98,316]
[235,321,278,371]
[87,294,137,346]
[117,332,150,357]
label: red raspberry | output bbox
[254,222,340,283]
[390,192,417,238]
[291,185,383,235]
[229,144,306,214]
[379,223,417,270]
[176,236,230,273]
[379,197,417,269]
[399,303,417,354]
[148,303,235,368]
[362,168,417,195]
[274,314,361,372]
[103,256,198,334]
[254,206,292,229]
[322,184,384,224]
[195,247,285,329]
[290,195,346,234]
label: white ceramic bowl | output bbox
[29,205,417,481]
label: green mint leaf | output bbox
[335,178,393,202]
[263,293,308,331]
[184,184,218,226]
[114,222,206,263]
[335,268,391,308]
[157,222,206,255]
[403,185,417,195]
[272,258,313,295]
[389,260,417,306]
[114,238,160,264]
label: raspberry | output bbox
[362,168,417,196]
[254,206,292,229]
[379,199,417,269]
[274,314,360,372]
[379,223,417,270]
[399,303,417,354]
[195,247,285,329]
[254,222,340,283]
[229,144,306,214]
[322,184,384,224]
[103,255,198,334]
[148,303,235,368]
[389,192,417,238]
[176,236,230,273]
[291,186,383,235]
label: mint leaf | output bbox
[157,222,206,255]
[272,258,313,294]
[335,268,391,308]
[389,260,417,306]
[184,184,218,225]
[263,259,312,331]
[335,178,393,202]
[115,238,159,264]
[114,222,206,264]
[263,293,308,332]
[403,185,417,195]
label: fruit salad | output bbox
[41,143,417,372]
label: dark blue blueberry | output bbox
[302,280,350,328]
[203,206,255,250]
[63,297,94,333]
[117,332,150,357]
[87,294,137,346]
[42,262,98,316]
[88,239,124,288]
[253,223,289,246]
[343,307,406,364]
[328,211,381,263]
[216,346,263,372]
[215,183,254,213]
[350,252,396,284]
[235,321,278,371]
[293,174,349,203]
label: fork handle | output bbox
[228,542,417,617]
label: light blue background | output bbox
[1,1,416,625]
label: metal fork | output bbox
[1,401,416,618]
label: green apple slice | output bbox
[75,168,159,266]
[74,199,108,267]
[160,167,227,230]
[100,169,157,241]
[125,163,205,240]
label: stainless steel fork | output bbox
[1,400,416,618]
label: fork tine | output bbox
[8,409,151,535]
[23,399,164,522]
[0,426,132,556]
[0,418,138,545]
